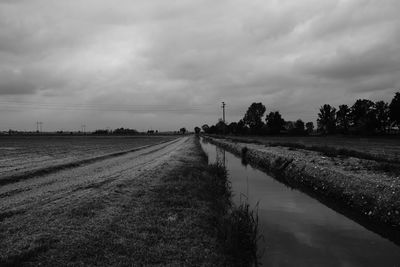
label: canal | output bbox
[200,138,400,267]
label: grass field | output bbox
[0,135,176,183]
[222,135,400,163]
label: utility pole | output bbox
[221,102,226,123]
[36,121,43,133]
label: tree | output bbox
[294,119,304,134]
[113,128,138,135]
[194,126,201,135]
[375,101,389,133]
[265,111,285,134]
[284,121,295,133]
[389,92,400,128]
[293,119,305,135]
[208,125,216,134]
[228,122,238,134]
[350,99,377,134]
[317,104,336,134]
[243,102,266,134]
[336,104,351,134]
[236,119,248,135]
[179,127,187,134]
[215,120,228,134]
[305,122,314,134]
[201,124,210,134]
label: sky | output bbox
[0,0,399,132]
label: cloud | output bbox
[0,0,399,130]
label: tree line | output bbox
[201,92,400,136]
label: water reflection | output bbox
[200,138,400,267]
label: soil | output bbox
[0,136,226,266]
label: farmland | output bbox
[0,135,176,185]
[0,136,237,266]
[219,135,400,163]
[2,133,400,265]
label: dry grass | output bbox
[0,137,231,266]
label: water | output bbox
[200,138,400,267]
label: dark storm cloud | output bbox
[0,82,34,95]
[0,0,399,130]
[299,42,400,81]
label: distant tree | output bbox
[236,119,248,135]
[201,124,210,134]
[113,128,138,135]
[293,119,305,135]
[179,127,187,134]
[305,122,314,134]
[317,104,336,134]
[215,120,228,134]
[93,129,109,135]
[194,127,201,135]
[350,99,377,134]
[283,121,295,133]
[209,125,217,134]
[336,104,351,134]
[228,122,238,134]
[243,102,266,134]
[375,101,390,133]
[265,111,285,134]
[389,92,400,128]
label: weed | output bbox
[269,142,306,149]
[221,201,260,267]
[364,162,400,176]
[242,146,249,157]
[208,162,260,266]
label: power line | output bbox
[0,100,214,109]
[0,105,208,112]
[0,101,216,113]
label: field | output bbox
[0,135,176,185]
[0,136,238,266]
[222,135,400,163]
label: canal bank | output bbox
[200,137,400,266]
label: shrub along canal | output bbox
[200,138,400,267]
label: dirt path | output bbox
[0,136,224,266]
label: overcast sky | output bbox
[1,0,399,132]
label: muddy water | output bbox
[200,138,400,267]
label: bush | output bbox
[241,146,248,157]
